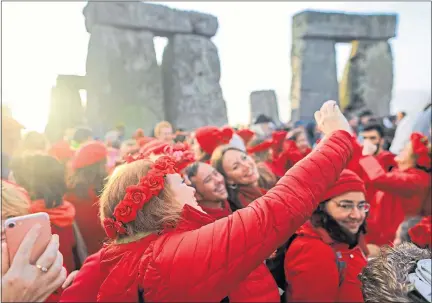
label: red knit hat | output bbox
[195,126,234,155]
[247,140,273,154]
[48,140,75,162]
[236,129,255,146]
[321,169,366,201]
[410,132,431,169]
[71,141,108,170]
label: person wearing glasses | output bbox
[284,169,369,303]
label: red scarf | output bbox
[30,199,76,227]
[200,200,232,220]
[238,185,267,207]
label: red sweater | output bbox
[60,130,354,302]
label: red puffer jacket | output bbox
[60,130,354,302]
[284,222,368,302]
[359,156,431,246]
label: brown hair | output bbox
[99,159,182,239]
[68,160,108,199]
[154,121,173,138]
[360,243,431,302]
[2,181,30,219]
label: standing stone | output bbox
[86,25,164,137]
[45,75,86,143]
[348,41,393,116]
[290,38,338,122]
[249,90,280,124]
[162,34,228,130]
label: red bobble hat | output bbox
[236,129,255,146]
[71,141,108,170]
[321,169,366,201]
[195,126,234,155]
[410,132,431,169]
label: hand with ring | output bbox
[1,224,67,302]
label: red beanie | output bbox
[71,141,108,170]
[48,140,75,162]
[321,169,366,201]
[237,129,255,146]
[195,126,234,155]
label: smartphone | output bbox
[5,212,52,264]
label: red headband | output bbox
[408,216,431,249]
[410,132,430,169]
[103,155,178,239]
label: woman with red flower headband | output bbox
[60,101,356,302]
[358,132,431,247]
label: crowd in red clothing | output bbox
[1,101,431,303]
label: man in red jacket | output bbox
[284,170,369,302]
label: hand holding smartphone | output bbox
[5,212,52,264]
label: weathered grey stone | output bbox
[343,40,393,116]
[45,75,86,142]
[86,25,164,137]
[293,10,397,42]
[83,2,218,37]
[290,38,339,122]
[187,11,219,37]
[250,90,280,124]
[162,34,228,130]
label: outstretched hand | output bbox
[314,101,352,136]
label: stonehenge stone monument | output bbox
[45,75,86,142]
[83,2,227,137]
[249,90,280,124]
[290,10,397,121]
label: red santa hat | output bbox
[321,169,366,201]
[71,141,108,170]
[48,140,75,162]
[410,132,431,169]
[236,129,255,146]
[195,126,234,155]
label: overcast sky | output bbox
[2,2,431,132]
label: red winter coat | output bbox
[59,130,354,302]
[359,156,431,246]
[284,222,368,302]
[64,189,106,255]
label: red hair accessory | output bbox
[103,155,178,239]
[408,216,432,249]
[195,126,234,155]
[410,132,431,169]
[247,139,272,154]
[236,129,255,146]
[163,143,196,172]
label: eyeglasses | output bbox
[332,200,370,213]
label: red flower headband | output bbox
[103,155,178,239]
[163,143,196,172]
[408,216,431,249]
[410,132,431,169]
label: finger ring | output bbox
[36,264,48,273]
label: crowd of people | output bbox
[1,100,431,302]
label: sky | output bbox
[2,1,431,132]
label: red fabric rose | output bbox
[410,132,431,169]
[103,218,127,239]
[153,156,177,175]
[125,185,151,209]
[141,172,165,196]
[408,216,432,248]
[113,200,137,223]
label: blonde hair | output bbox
[154,121,173,138]
[2,181,30,219]
[99,159,182,239]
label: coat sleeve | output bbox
[284,239,339,302]
[359,156,429,197]
[148,130,354,301]
[59,251,101,302]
